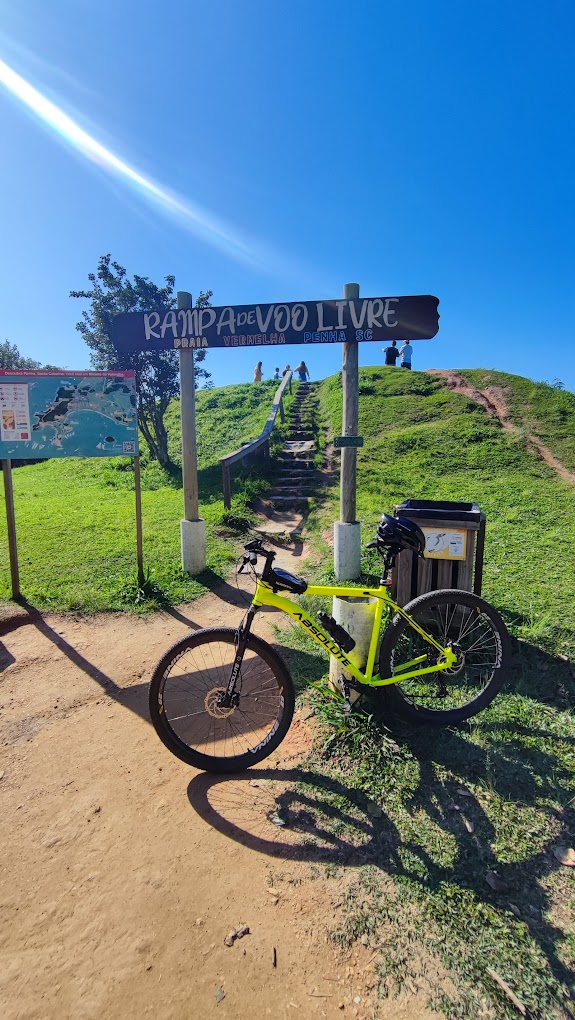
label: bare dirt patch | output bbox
[428,369,575,485]
[0,544,442,1020]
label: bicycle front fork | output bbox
[218,606,257,709]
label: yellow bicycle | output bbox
[150,515,511,773]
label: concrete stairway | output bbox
[266,382,321,511]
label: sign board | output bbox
[0,371,138,459]
[333,436,364,448]
[112,295,439,353]
[422,527,467,561]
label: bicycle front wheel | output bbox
[378,590,511,725]
[149,628,295,773]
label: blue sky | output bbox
[0,0,573,390]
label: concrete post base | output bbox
[334,520,361,581]
[329,596,377,706]
[181,518,206,575]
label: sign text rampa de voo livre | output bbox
[112,295,439,352]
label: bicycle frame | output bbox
[251,579,457,687]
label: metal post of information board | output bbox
[334,282,362,581]
[134,455,144,587]
[177,291,206,575]
[2,459,20,599]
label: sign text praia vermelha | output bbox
[112,295,439,353]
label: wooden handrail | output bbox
[220,372,293,508]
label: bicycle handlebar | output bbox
[239,539,276,575]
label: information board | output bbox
[0,370,138,459]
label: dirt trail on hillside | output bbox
[428,369,575,485]
[0,541,442,1020]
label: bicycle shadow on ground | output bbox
[187,698,575,998]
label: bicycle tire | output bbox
[378,589,511,725]
[149,627,295,773]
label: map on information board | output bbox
[0,371,138,459]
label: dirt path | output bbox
[428,369,575,485]
[0,542,441,1020]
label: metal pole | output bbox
[134,455,144,586]
[177,291,206,574]
[2,459,20,599]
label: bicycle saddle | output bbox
[270,568,308,595]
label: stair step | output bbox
[277,472,317,479]
[268,497,310,506]
[270,487,317,494]
[277,454,315,461]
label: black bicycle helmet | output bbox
[374,513,426,557]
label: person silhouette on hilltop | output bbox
[383,339,400,366]
[400,340,413,370]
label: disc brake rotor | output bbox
[205,687,236,719]
[439,642,465,676]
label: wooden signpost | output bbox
[2,459,20,598]
[176,292,206,575]
[112,289,439,578]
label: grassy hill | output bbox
[314,367,575,661]
[460,368,575,471]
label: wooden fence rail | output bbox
[220,372,293,509]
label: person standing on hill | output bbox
[382,340,400,366]
[295,360,310,382]
[253,361,263,382]
[400,341,413,370]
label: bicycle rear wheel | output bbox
[149,628,295,773]
[378,590,511,725]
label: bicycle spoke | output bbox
[155,633,289,765]
[388,597,504,713]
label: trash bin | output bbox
[393,499,486,605]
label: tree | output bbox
[71,255,212,469]
[0,340,62,372]
[0,340,41,370]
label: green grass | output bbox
[460,369,575,472]
[0,379,294,612]
[289,689,575,1018]
[315,367,575,661]
[267,366,575,1019]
